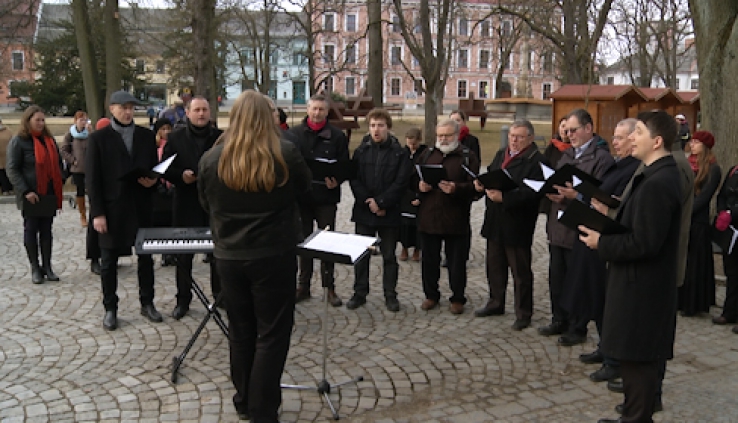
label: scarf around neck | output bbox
[307,118,327,132]
[458,125,470,142]
[31,131,63,209]
[70,124,88,139]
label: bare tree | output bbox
[104,0,123,104]
[72,0,103,120]
[191,0,219,117]
[366,0,383,105]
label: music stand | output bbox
[281,230,378,420]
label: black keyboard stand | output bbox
[171,278,229,383]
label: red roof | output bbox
[677,91,700,104]
[550,85,648,101]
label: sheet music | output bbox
[523,178,545,192]
[728,226,738,255]
[572,175,582,186]
[302,231,378,263]
[540,162,555,179]
[154,154,177,174]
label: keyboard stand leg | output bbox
[171,279,229,383]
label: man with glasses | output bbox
[473,120,548,330]
[415,119,480,314]
[539,108,614,344]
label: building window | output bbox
[270,50,279,65]
[414,16,421,33]
[156,60,165,74]
[242,48,254,65]
[323,77,334,92]
[390,78,401,96]
[346,77,356,96]
[11,51,24,71]
[459,18,468,36]
[346,44,356,64]
[457,80,467,98]
[481,20,491,37]
[504,53,512,70]
[392,15,401,33]
[323,44,335,65]
[541,52,553,73]
[293,51,307,66]
[690,78,699,89]
[501,20,512,37]
[674,78,680,90]
[391,46,402,65]
[414,78,423,95]
[346,14,357,32]
[606,76,615,85]
[458,49,468,69]
[479,81,489,99]
[135,59,145,74]
[242,79,255,91]
[412,54,419,68]
[324,13,335,31]
[542,83,552,100]
[479,50,490,69]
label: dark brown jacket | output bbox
[61,131,88,174]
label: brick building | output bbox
[0,1,39,108]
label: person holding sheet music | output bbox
[540,108,614,343]
[415,118,480,315]
[86,90,162,331]
[197,90,312,422]
[473,120,548,330]
[399,127,426,262]
[6,105,64,284]
[346,108,411,312]
[713,163,738,334]
[289,93,350,307]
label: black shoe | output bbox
[385,297,400,312]
[597,418,621,423]
[171,304,189,320]
[607,378,624,393]
[474,301,504,317]
[538,321,567,336]
[579,350,604,364]
[295,285,311,303]
[589,365,620,382]
[326,289,343,307]
[615,398,662,415]
[512,319,531,331]
[40,240,59,281]
[103,310,118,331]
[203,254,214,263]
[141,304,163,322]
[25,244,44,284]
[90,259,101,275]
[237,411,250,420]
[161,255,176,267]
[557,333,586,346]
[346,294,366,310]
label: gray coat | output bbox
[6,134,64,210]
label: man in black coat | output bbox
[87,90,163,331]
[580,110,682,423]
[347,109,411,312]
[473,120,547,330]
[288,94,349,307]
[162,97,223,320]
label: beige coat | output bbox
[0,126,12,170]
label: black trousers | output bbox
[722,252,738,321]
[620,360,659,423]
[485,239,534,320]
[0,169,12,192]
[175,253,221,306]
[353,223,399,299]
[100,248,155,311]
[299,204,337,289]
[72,173,86,197]
[547,245,571,324]
[23,216,53,246]
[420,232,469,304]
[218,250,296,423]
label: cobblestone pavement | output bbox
[0,188,736,423]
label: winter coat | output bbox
[61,131,88,174]
[6,134,64,210]
[0,126,11,169]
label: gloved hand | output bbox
[716,210,732,231]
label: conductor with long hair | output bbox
[198,91,311,422]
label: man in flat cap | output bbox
[87,90,163,331]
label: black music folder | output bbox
[573,179,621,208]
[463,165,518,192]
[558,198,627,235]
[524,163,601,195]
[120,154,177,182]
[22,195,57,217]
[712,225,738,255]
[298,229,379,265]
[416,164,447,187]
[308,158,357,182]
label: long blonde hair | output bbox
[217,91,288,192]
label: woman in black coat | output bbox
[6,105,64,284]
[680,131,721,316]
[399,127,425,261]
[713,165,738,334]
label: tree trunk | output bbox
[72,0,103,120]
[367,0,383,105]
[689,1,738,165]
[104,0,122,106]
[192,0,218,119]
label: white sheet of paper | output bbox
[153,154,177,174]
[572,175,582,187]
[557,210,564,219]
[302,231,379,263]
[523,178,545,192]
[729,226,738,255]
[540,162,555,180]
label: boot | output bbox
[40,240,59,281]
[399,247,409,261]
[76,197,87,227]
[25,244,44,284]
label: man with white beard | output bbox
[415,119,480,314]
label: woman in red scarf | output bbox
[6,105,64,284]
[680,130,721,315]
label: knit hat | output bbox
[675,114,686,121]
[692,131,715,149]
[95,117,111,130]
[154,118,172,134]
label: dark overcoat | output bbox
[161,125,223,226]
[86,125,157,250]
[598,155,682,362]
[480,144,548,247]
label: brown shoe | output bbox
[399,248,408,261]
[411,249,421,261]
[295,285,311,303]
[326,289,342,307]
[449,302,464,315]
[420,299,438,310]
[712,315,735,325]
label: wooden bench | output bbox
[458,92,491,129]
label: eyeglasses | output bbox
[565,126,581,135]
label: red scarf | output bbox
[279,122,289,131]
[307,118,326,132]
[32,131,63,209]
[501,144,532,169]
[550,138,571,152]
[689,153,717,173]
[458,125,470,141]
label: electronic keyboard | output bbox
[135,227,213,254]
